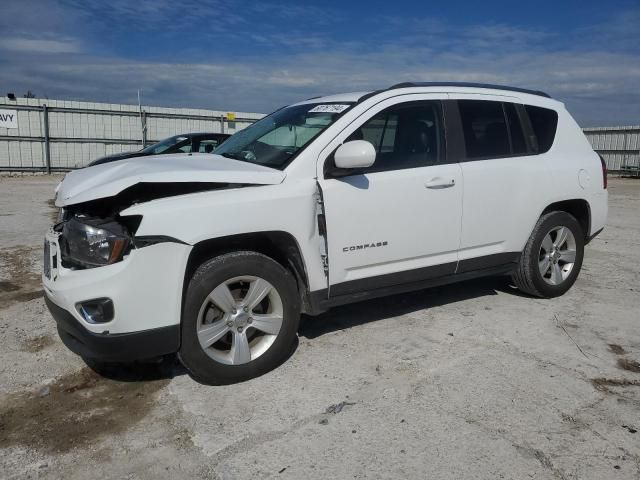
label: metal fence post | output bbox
[42,104,51,174]
[220,115,225,134]
[622,130,631,170]
[141,110,148,147]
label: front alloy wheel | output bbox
[179,251,300,385]
[197,276,283,365]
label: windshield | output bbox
[141,135,190,154]
[214,103,353,169]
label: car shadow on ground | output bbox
[83,276,518,383]
[83,354,188,382]
[84,336,301,385]
[300,275,519,339]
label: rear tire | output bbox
[179,251,300,385]
[512,211,584,298]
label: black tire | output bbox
[512,211,585,298]
[179,251,300,385]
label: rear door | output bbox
[449,96,555,270]
[317,95,464,298]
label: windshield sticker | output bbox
[308,104,350,114]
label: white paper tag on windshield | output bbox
[308,104,350,114]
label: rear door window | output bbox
[458,100,510,159]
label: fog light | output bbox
[76,298,114,324]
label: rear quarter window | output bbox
[524,105,558,154]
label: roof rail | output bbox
[388,82,551,98]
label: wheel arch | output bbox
[540,199,591,242]
[182,231,312,314]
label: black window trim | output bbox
[515,103,538,154]
[324,99,450,179]
[503,102,529,157]
[442,100,465,164]
[502,102,514,155]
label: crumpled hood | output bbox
[55,153,286,207]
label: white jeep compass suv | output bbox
[43,82,608,384]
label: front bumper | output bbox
[47,296,180,361]
[42,229,192,360]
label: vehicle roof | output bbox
[292,92,371,106]
[389,82,551,98]
[295,82,558,107]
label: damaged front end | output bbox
[54,181,238,269]
[43,154,288,360]
[51,153,286,270]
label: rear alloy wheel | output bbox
[537,226,578,286]
[180,251,300,385]
[512,211,585,298]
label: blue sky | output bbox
[1,0,638,126]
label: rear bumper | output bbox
[588,191,607,243]
[46,295,180,362]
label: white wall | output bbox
[584,126,640,172]
[0,97,263,169]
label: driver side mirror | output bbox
[334,140,376,170]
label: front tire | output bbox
[179,251,300,385]
[512,211,585,298]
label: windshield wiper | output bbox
[220,152,241,160]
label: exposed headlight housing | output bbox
[60,217,132,268]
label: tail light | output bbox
[599,154,607,189]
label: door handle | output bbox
[425,178,455,189]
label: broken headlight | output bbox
[60,217,131,268]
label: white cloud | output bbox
[4,45,637,126]
[0,37,81,54]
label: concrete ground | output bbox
[0,174,639,480]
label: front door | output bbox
[318,97,464,298]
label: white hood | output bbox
[55,153,286,207]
